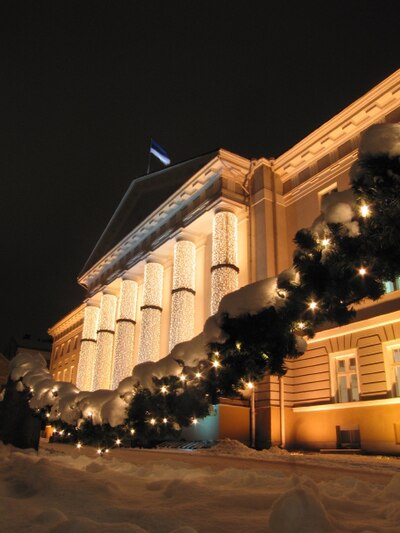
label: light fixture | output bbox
[358,267,367,276]
[246,382,254,390]
[321,238,330,247]
[212,360,221,369]
[192,418,198,425]
[308,301,318,311]
[150,418,156,425]
[195,372,202,379]
[160,385,168,394]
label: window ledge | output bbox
[293,397,400,413]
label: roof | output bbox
[80,150,219,277]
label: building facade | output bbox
[49,70,400,452]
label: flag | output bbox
[150,139,171,166]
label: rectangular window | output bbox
[383,342,400,397]
[73,336,78,350]
[331,353,360,403]
[384,277,400,294]
[63,368,68,381]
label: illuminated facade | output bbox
[49,70,400,452]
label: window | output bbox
[63,368,68,381]
[66,340,71,353]
[384,277,400,294]
[70,365,75,383]
[384,343,400,397]
[73,336,78,350]
[330,352,360,403]
[54,347,59,360]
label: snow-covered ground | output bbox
[1,439,400,533]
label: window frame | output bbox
[383,341,400,397]
[329,350,361,403]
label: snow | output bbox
[1,439,400,532]
[358,123,400,158]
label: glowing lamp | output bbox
[180,374,186,382]
[192,418,198,425]
[163,418,168,424]
[150,418,156,426]
[115,439,121,446]
[212,360,221,369]
[160,385,168,394]
[321,238,330,247]
[76,443,82,449]
[360,204,370,218]
[130,429,135,435]
[308,301,318,311]
[359,267,367,276]
[195,372,202,379]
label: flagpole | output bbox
[147,138,152,175]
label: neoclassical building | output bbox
[49,70,400,452]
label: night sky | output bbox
[1,1,399,353]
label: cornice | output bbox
[275,69,400,182]
[78,149,250,292]
[48,303,85,338]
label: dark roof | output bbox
[80,151,219,276]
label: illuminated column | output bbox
[138,262,164,363]
[92,291,117,390]
[211,210,239,314]
[76,304,100,391]
[169,240,196,351]
[111,278,138,389]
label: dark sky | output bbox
[1,1,399,353]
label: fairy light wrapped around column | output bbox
[211,211,239,314]
[92,291,117,390]
[169,240,196,351]
[138,262,164,363]
[111,278,138,389]
[76,304,100,391]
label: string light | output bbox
[195,372,202,379]
[105,449,110,454]
[358,267,367,276]
[76,442,82,449]
[162,418,168,424]
[138,263,164,363]
[360,204,370,218]
[149,418,156,425]
[93,292,118,390]
[246,382,254,390]
[130,428,135,435]
[115,438,121,446]
[192,418,198,425]
[97,449,102,455]
[235,341,242,350]
[297,322,306,330]
[212,360,221,369]
[308,301,318,311]
[321,238,330,248]
[160,385,168,394]
[180,374,187,382]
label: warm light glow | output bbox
[111,279,138,389]
[105,449,109,453]
[360,204,370,218]
[211,211,239,314]
[235,341,242,350]
[212,360,220,369]
[160,385,168,394]
[130,428,135,435]
[163,417,168,424]
[297,322,306,330]
[195,372,202,379]
[359,267,367,276]
[180,374,186,382]
[115,438,121,445]
[192,418,198,425]
[321,238,330,248]
[308,301,318,311]
[76,442,82,449]
[76,305,100,391]
[150,418,156,425]
[93,292,118,390]
[138,263,164,363]
[46,412,50,418]
[97,449,102,455]
[246,382,254,389]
